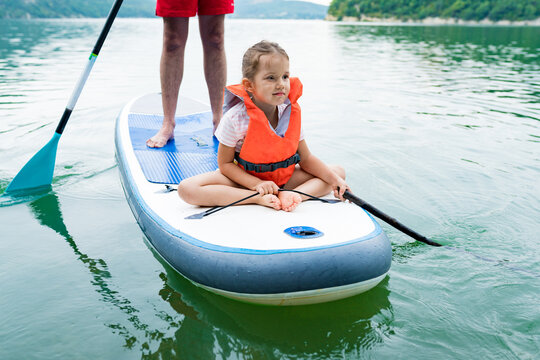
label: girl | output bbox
[178,40,349,212]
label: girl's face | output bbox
[244,53,290,108]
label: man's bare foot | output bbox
[146,124,175,148]
[258,194,281,210]
[278,191,302,212]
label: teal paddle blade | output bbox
[4,132,61,195]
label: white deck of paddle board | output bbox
[119,94,376,252]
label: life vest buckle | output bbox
[235,153,300,173]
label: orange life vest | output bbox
[224,77,303,187]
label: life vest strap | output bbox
[235,153,300,173]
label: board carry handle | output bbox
[185,189,339,219]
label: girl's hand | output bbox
[253,180,279,195]
[332,178,350,201]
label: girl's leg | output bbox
[178,170,281,209]
[280,165,346,211]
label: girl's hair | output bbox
[242,40,289,80]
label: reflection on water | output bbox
[335,25,540,64]
[147,251,393,359]
[0,19,101,106]
[332,25,540,116]
[27,192,393,358]
[28,194,149,346]
[0,19,99,60]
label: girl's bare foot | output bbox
[146,124,175,148]
[258,194,282,210]
[278,191,302,212]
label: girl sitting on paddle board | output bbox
[178,40,349,212]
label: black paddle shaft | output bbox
[343,190,442,247]
[92,0,124,56]
[342,192,540,278]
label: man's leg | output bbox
[198,15,226,132]
[147,17,189,148]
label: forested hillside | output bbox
[0,0,154,18]
[231,0,327,19]
[3,0,536,21]
[328,0,540,21]
[0,0,327,19]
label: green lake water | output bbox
[1,18,539,359]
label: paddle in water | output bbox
[343,190,442,247]
[343,190,540,277]
[3,0,124,196]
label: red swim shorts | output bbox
[156,0,234,17]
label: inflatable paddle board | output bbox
[115,93,392,305]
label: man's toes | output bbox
[146,136,168,148]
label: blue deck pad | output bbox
[128,112,219,184]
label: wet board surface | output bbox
[128,112,218,184]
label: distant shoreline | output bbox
[2,16,539,25]
[325,15,540,26]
